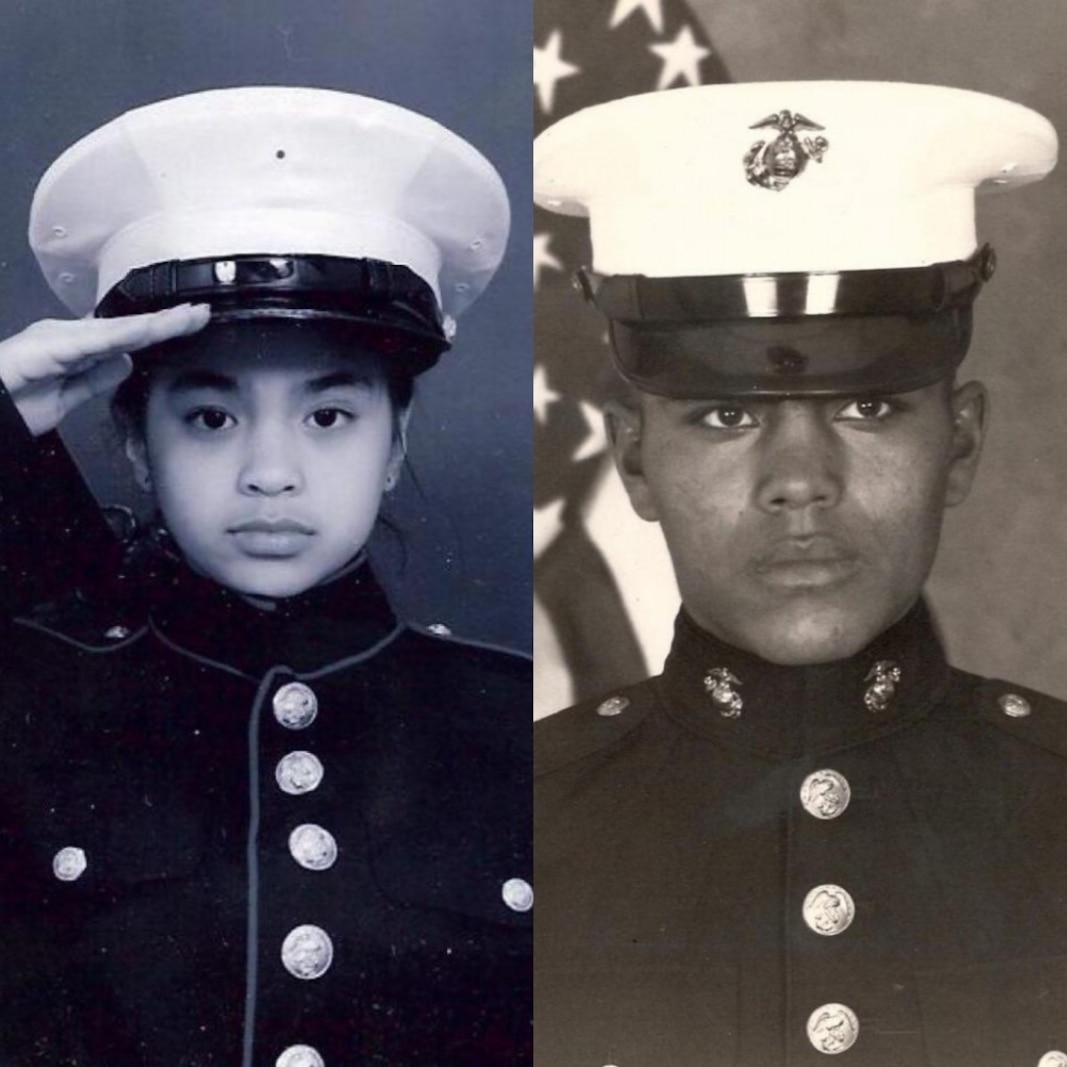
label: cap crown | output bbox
[31,86,510,319]
[535,81,1056,277]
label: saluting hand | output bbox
[0,303,211,436]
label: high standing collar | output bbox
[658,599,952,761]
[135,546,400,677]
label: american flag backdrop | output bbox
[534,0,728,718]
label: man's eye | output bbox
[700,405,758,430]
[187,408,235,431]
[836,398,894,421]
[307,407,352,429]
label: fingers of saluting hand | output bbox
[7,353,138,437]
[54,354,140,420]
[0,303,212,390]
[0,303,211,436]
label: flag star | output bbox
[534,231,564,289]
[609,0,664,34]
[649,24,710,90]
[535,29,581,114]
[574,400,607,462]
[534,364,560,425]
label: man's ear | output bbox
[945,379,987,508]
[123,434,152,492]
[604,399,659,522]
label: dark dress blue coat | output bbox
[0,398,531,1066]
[536,602,1067,1067]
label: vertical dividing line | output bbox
[242,670,281,1067]
[783,769,797,1067]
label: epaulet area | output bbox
[536,680,656,777]
[973,673,1067,759]
[397,621,530,744]
[14,587,146,651]
[403,620,532,664]
[11,510,153,650]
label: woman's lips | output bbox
[228,517,316,557]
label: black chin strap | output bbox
[577,244,996,323]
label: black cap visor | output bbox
[609,308,974,399]
[585,248,991,398]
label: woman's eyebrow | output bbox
[305,371,374,394]
[166,369,238,394]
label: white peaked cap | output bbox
[30,86,510,319]
[534,81,1057,277]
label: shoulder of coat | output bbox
[396,621,530,744]
[403,620,531,665]
[536,680,656,777]
[14,590,147,653]
[973,673,1067,757]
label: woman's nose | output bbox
[238,426,304,496]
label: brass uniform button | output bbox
[802,885,856,936]
[276,751,325,795]
[806,1003,859,1055]
[52,846,87,882]
[596,695,630,717]
[799,770,852,820]
[999,692,1031,718]
[288,824,338,871]
[276,1045,325,1067]
[501,877,534,912]
[273,682,319,730]
[281,925,334,981]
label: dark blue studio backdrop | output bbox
[0,0,532,651]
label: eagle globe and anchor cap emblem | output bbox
[743,109,830,191]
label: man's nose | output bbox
[753,403,844,513]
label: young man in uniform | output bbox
[534,82,1065,1066]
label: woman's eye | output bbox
[307,407,352,429]
[700,405,758,430]
[187,408,235,431]
[836,398,894,421]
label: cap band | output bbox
[580,246,994,324]
[95,254,450,368]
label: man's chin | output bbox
[717,601,905,667]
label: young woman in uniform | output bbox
[0,87,531,1067]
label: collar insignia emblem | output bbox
[743,110,829,191]
[864,660,902,712]
[704,667,744,718]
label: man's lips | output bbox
[753,537,860,588]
